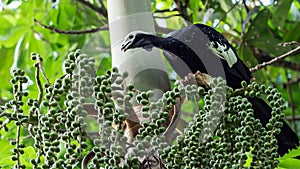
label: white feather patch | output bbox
[208,42,237,68]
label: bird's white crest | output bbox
[123,31,154,43]
[208,42,237,68]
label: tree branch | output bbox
[215,1,240,27]
[154,8,179,13]
[173,0,191,22]
[284,115,300,121]
[242,0,250,13]
[96,0,108,18]
[285,70,297,132]
[153,14,181,19]
[283,76,300,88]
[76,0,107,17]
[34,18,108,35]
[279,41,300,47]
[250,46,300,72]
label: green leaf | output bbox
[281,147,300,159]
[0,139,14,160]
[245,9,271,41]
[22,146,37,159]
[220,0,238,28]
[271,0,293,30]
[0,14,27,48]
[237,44,257,67]
[278,158,300,169]
[252,69,267,84]
[0,157,15,168]
[151,0,157,12]
[242,6,260,32]
[6,0,14,5]
[55,2,77,29]
[277,146,300,169]
[0,47,14,89]
[283,22,300,42]
[248,36,291,56]
[189,0,200,22]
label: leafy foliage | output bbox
[0,50,297,168]
[0,0,300,168]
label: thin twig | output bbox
[283,76,300,88]
[242,0,249,13]
[257,0,265,6]
[252,48,300,72]
[153,14,181,19]
[154,8,179,13]
[36,54,50,85]
[96,0,108,17]
[285,70,296,132]
[279,41,300,47]
[173,0,190,22]
[76,0,107,17]
[284,115,300,121]
[34,18,108,35]
[215,1,240,28]
[250,46,300,72]
[81,151,96,169]
[32,54,44,105]
[0,118,10,130]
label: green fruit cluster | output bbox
[160,79,281,169]
[0,50,287,168]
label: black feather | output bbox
[163,24,299,156]
[122,24,299,156]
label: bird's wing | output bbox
[195,24,252,84]
[195,24,238,67]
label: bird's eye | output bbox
[128,35,134,39]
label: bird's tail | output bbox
[248,97,299,156]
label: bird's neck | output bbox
[146,35,207,74]
[145,35,188,55]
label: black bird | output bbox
[121,24,299,156]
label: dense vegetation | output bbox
[0,0,300,168]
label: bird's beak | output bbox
[121,42,130,52]
[121,44,126,52]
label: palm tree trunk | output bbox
[107,0,170,97]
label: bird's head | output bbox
[121,31,155,52]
